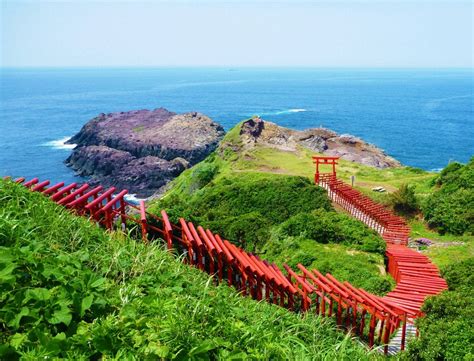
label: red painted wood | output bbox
[31,180,50,192]
[42,182,65,195]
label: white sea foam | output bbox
[124,194,145,205]
[274,108,307,115]
[252,108,308,116]
[42,137,76,150]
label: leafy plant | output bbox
[190,162,219,191]
[389,183,419,217]
[156,172,332,251]
[423,157,474,235]
[273,209,386,254]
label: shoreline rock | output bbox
[65,108,225,197]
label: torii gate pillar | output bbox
[312,156,340,184]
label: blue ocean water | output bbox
[0,67,473,186]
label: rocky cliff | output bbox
[66,108,225,197]
[234,117,400,168]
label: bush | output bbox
[432,161,464,187]
[205,212,272,251]
[407,258,474,360]
[442,257,474,292]
[424,189,474,235]
[423,157,474,235]
[262,237,393,295]
[157,173,332,250]
[389,184,419,217]
[274,210,386,254]
[190,162,219,191]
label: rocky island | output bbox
[66,108,225,197]
[66,110,400,198]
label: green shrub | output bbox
[423,189,474,235]
[442,257,474,292]
[190,162,219,191]
[389,184,419,217]
[205,212,272,251]
[423,157,474,235]
[156,172,332,250]
[274,209,385,254]
[407,258,474,360]
[432,161,464,187]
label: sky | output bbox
[1,0,472,68]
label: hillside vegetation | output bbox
[152,124,396,294]
[403,159,474,360]
[3,119,472,359]
[162,121,473,271]
[152,120,473,359]
[423,157,474,235]
[0,179,379,360]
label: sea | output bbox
[1,67,473,188]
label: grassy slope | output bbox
[216,122,474,360]
[154,121,473,291]
[152,124,403,295]
[210,123,474,270]
[247,143,474,268]
[153,121,473,359]
[0,179,379,360]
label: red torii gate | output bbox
[7,173,449,354]
[312,156,339,183]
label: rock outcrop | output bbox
[237,117,400,168]
[66,108,225,197]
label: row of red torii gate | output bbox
[4,155,447,355]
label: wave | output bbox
[41,137,76,150]
[277,108,307,114]
[124,194,145,205]
[252,108,308,116]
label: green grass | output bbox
[263,239,394,294]
[227,142,436,194]
[409,219,474,269]
[0,179,381,360]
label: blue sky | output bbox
[1,0,472,67]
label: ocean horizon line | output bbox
[1,66,473,71]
